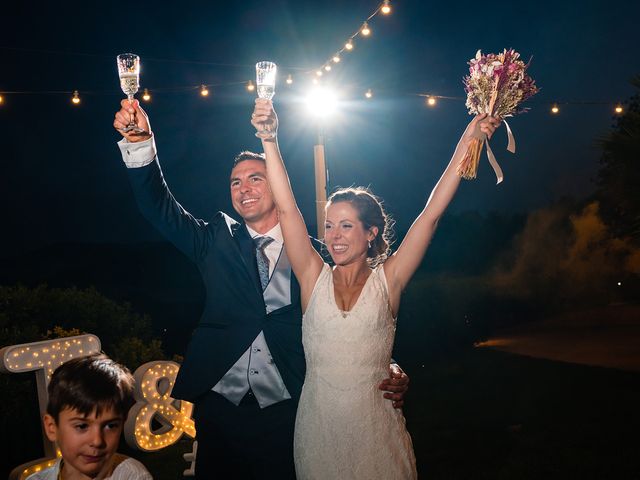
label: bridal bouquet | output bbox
[458,48,539,183]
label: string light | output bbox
[200,85,209,97]
[361,22,371,36]
[246,80,255,92]
[286,74,293,85]
[316,70,323,77]
[614,104,624,114]
[426,96,437,107]
[0,94,4,104]
[551,103,559,114]
[324,65,332,72]
[332,55,341,63]
[312,78,319,85]
[381,0,392,14]
[345,39,354,51]
[365,88,373,99]
[142,88,151,102]
[71,90,80,105]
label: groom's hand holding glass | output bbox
[113,99,152,142]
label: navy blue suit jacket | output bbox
[127,159,306,403]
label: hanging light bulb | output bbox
[332,55,341,63]
[142,88,151,102]
[71,90,81,105]
[551,103,559,114]
[345,39,354,51]
[0,94,4,104]
[316,70,323,77]
[200,85,209,96]
[286,74,293,85]
[614,103,624,114]
[324,65,332,72]
[365,89,373,99]
[312,78,319,85]
[381,0,391,14]
[426,96,437,107]
[246,81,255,92]
[361,22,371,36]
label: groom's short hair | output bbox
[233,151,266,168]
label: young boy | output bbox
[28,354,152,480]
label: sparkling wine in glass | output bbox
[255,61,277,138]
[117,53,144,133]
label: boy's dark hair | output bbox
[46,354,135,422]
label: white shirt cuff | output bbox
[117,135,157,168]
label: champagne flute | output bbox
[255,61,277,138]
[117,53,144,133]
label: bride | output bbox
[251,98,500,479]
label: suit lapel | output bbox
[231,222,264,297]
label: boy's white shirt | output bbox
[25,454,152,480]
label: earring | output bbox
[368,240,372,249]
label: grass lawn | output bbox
[131,347,640,479]
[404,347,640,479]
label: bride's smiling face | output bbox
[324,201,376,266]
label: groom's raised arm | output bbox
[114,99,213,262]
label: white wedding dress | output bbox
[294,263,417,479]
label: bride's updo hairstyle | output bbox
[327,187,395,268]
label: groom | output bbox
[113,100,409,479]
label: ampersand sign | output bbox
[124,361,196,451]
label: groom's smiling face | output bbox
[230,159,277,229]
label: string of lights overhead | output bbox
[0,0,629,116]
[418,94,627,115]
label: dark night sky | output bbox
[1,0,638,255]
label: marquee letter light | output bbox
[124,361,196,451]
[0,335,101,480]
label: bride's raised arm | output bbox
[384,114,501,304]
[251,99,324,308]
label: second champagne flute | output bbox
[255,61,277,138]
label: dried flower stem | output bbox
[457,78,500,179]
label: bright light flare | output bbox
[306,88,338,118]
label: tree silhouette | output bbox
[596,75,640,243]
